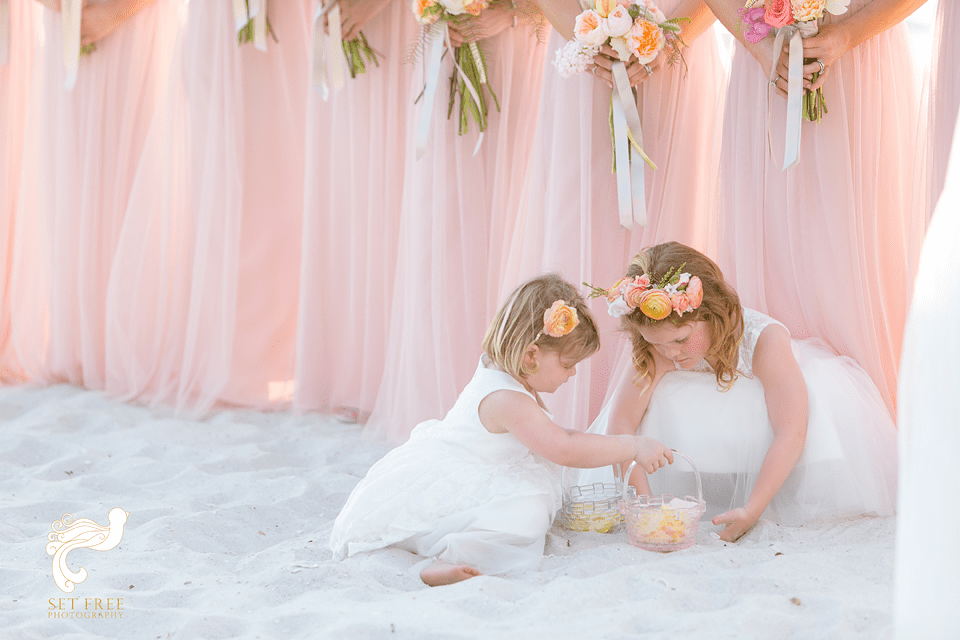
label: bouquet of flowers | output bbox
[413,0,500,138]
[554,0,684,81]
[236,0,275,50]
[738,0,850,122]
[552,0,686,229]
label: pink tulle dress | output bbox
[103,1,308,412]
[364,10,548,444]
[0,0,37,382]
[294,0,419,418]
[11,1,172,391]
[717,0,923,415]
[499,2,726,431]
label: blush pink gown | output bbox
[717,0,922,416]
[294,0,418,418]
[11,1,172,391]
[0,0,36,383]
[103,0,308,412]
[499,4,726,430]
[364,13,548,444]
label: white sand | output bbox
[0,383,896,639]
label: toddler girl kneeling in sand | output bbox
[576,243,898,542]
[329,274,672,586]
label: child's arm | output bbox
[605,349,674,493]
[712,324,807,541]
[479,390,673,473]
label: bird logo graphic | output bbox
[46,508,129,593]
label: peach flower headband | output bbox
[585,265,703,321]
[535,300,580,342]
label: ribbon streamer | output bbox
[0,0,9,67]
[610,61,649,229]
[61,0,82,90]
[233,0,249,32]
[311,0,346,99]
[769,21,818,170]
[252,0,267,52]
[446,30,486,157]
[414,23,446,160]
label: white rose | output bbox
[825,0,850,15]
[574,10,609,47]
[441,0,467,15]
[602,5,633,38]
[607,297,632,318]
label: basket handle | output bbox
[621,450,704,504]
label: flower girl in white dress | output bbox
[330,274,673,586]
[578,243,898,541]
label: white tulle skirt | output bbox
[574,340,898,525]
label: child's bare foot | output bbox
[420,560,481,586]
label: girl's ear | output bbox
[522,344,540,372]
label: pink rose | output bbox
[738,6,773,43]
[671,293,690,316]
[574,10,608,46]
[463,0,487,16]
[791,0,826,22]
[763,0,795,28]
[623,282,647,309]
[635,274,651,288]
[685,276,703,309]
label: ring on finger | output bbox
[643,64,652,76]
[815,59,825,74]
[770,74,782,87]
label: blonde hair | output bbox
[620,242,743,391]
[483,274,600,379]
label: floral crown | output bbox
[585,264,703,320]
[534,300,580,342]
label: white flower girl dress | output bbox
[575,309,898,525]
[330,356,562,574]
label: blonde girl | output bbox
[330,274,672,585]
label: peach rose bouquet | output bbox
[738,0,851,123]
[412,0,500,140]
[553,0,685,79]
[585,265,703,321]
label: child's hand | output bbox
[632,437,672,474]
[712,507,758,542]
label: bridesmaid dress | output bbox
[12,0,171,390]
[364,7,548,444]
[0,0,36,382]
[499,1,726,430]
[294,0,418,418]
[104,0,308,412]
[717,0,922,416]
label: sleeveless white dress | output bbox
[575,309,898,525]
[330,356,562,574]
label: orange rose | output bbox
[543,300,580,337]
[464,0,487,16]
[637,289,672,320]
[790,0,825,21]
[412,0,440,24]
[625,19,663,65]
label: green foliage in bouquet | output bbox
[446,42,500,136]
[342,33,380,78]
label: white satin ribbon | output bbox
[414,22,446,160]
[61,0,82,89]
[769,21,818,170]
[311,0,345,99]
[233,0,249,32]
[447,31,486,157]
[0,0,10,67]
[252,0,267,52]
[610,61,648,229]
